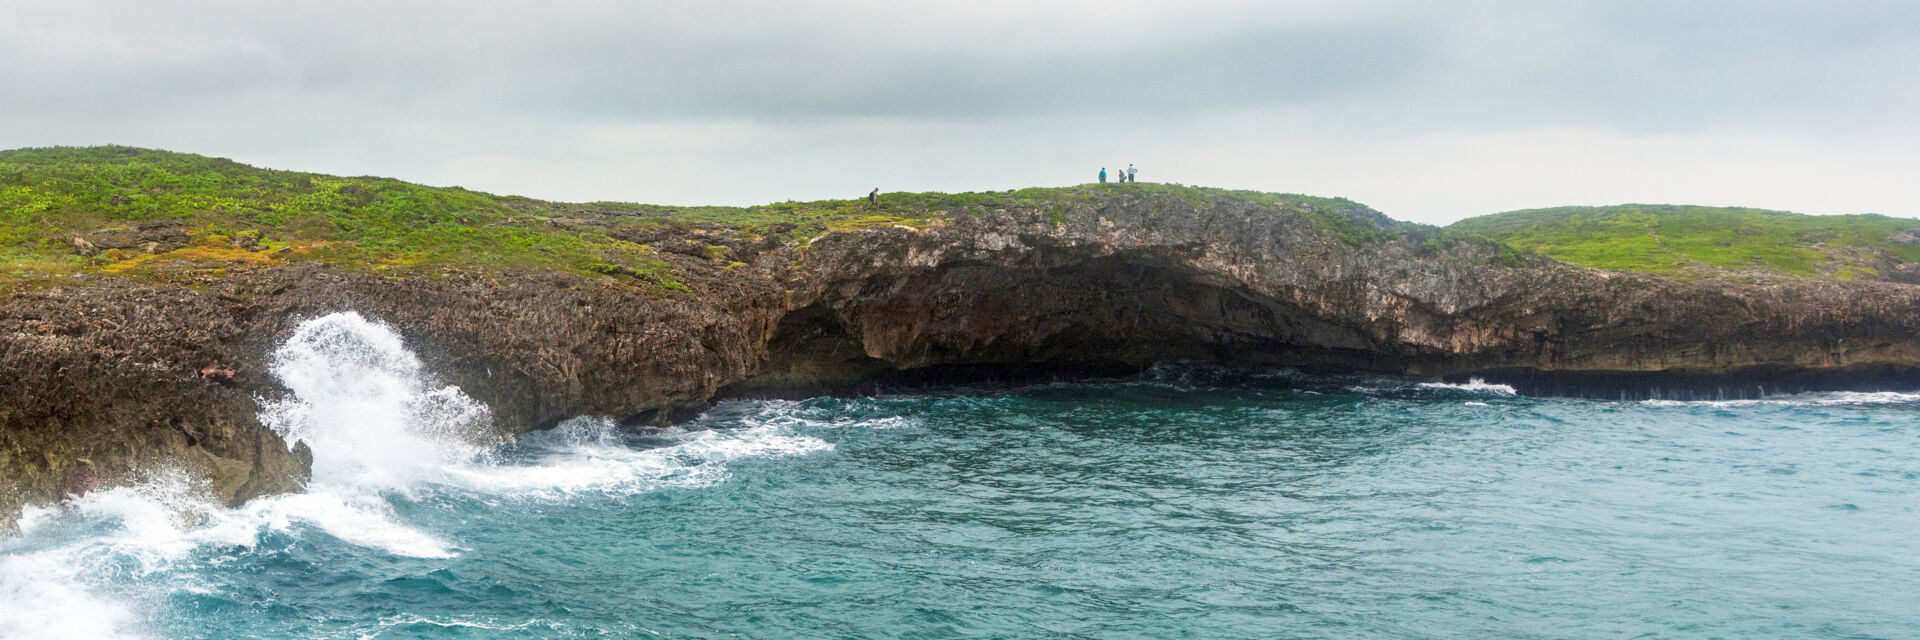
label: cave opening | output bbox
[723,250,1402,399]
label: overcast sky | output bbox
[4,1,1917,224]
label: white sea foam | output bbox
[259,311,496,493]
[0,471,215,640]
[445,415,832,497]
[3,312,840,636]
[235,492,454,559]
[368,614,572,635]
[1642,390,1920,408]
[254,313,830,503]
[0,313,484,635]
[1417,378,1519,395]
[0,551,142,640]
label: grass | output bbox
[1,146,1412,292]
[1447,204,1920,278]
[1100,182,1396,245]
[0,146,673,283]
[41,146,1875,291]
[0,146,1021,288]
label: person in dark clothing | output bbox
[869,188,879,208]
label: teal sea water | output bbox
[3,313,1918,639]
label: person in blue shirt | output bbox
[1099,167,1107,183]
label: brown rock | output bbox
[90,220,189,253]
[10,188,1920,529]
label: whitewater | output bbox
[0,313,833,638]
[3,312,1918,638]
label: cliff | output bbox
[6,147,1920,523]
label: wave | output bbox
[441,416,831,497]
[369,615,572,635]
[0,549,141,639]
[258,311,498,493]
[1,471,215,640]
[1642,390,1920,408]
[1415,378,1519,395]
[1341,377,1519,398]
[0,312,835,639]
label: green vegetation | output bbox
[49,146,1874,295]
[1124,183,1393,245]
[1024,181,1396,245]
[1,146,1408,294]
[0,146,680,286]
[0,146,997,290]
[563,192,970,239]
[1447,204,1920,278]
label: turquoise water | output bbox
[4,317,1919,638]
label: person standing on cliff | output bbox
[869,187,879,208]
[1126,164,1137,183]
[1099,168,1108,183]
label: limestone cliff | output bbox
[6,185,1920,524]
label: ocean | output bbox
[3,313,1916,639]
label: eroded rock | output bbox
[89,220,190,253]
[8,189,1920,526]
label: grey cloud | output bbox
[2,1,1917,222]
[7,1,1916,128]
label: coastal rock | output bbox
[7,188,1920,525]
[741,192,1920,395]
[87,220,191,253]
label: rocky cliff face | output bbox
[7,188,1920,523]
[750,190,1920,391]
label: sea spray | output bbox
[0,312,841,639]
[440,413,833,497]
[0,551,140,639]
[0,470,216,640]
[259,311,496,491]
[0,313,492,639]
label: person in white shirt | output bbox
[1126,164,1137,182]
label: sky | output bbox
[4,0,1917,224]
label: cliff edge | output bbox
[6,146,1919,523]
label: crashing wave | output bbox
[0,312,835,639]
[1416,378,1519,396]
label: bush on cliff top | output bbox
[1448,204,1920,279]
[0,146,685,285]
[1,146,1415,293]
[0,147,1085,286]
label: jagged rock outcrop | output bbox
[6,188,1920,524]
[746,190,1920,393]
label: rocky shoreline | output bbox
[7,187,1920,524]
